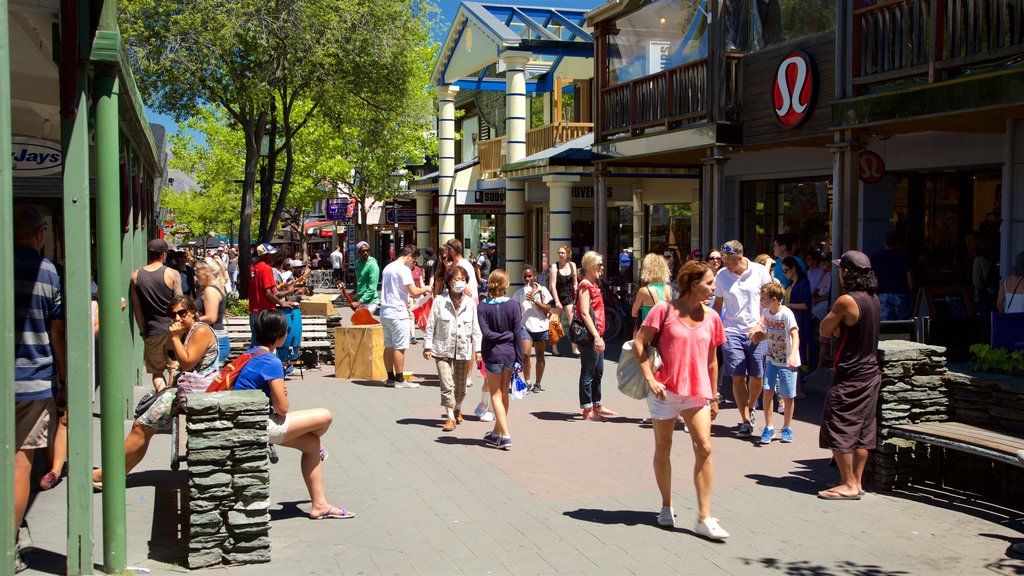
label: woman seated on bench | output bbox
[233,309,353,520]
[93,295,219,488]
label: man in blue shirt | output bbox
[13,204,65,573]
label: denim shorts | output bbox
[722,332,766,379]
[484,362,515,375]
[763,363,798,399]
[520,328,549,342]
[381,317,410,349]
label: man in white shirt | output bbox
[380,244,432,388]
[330,245,344,288]
[445,238,478,301]
[713,240,773,438]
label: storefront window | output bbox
[741,178,830,256]
[724,0,835,53]
[606,0,708,86]
[647,203,694,256]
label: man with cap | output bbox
[249,243,296,343]
[817,250,881,501]
[351,241,380,313]
[476,242,493,293]
[131,237,183,392]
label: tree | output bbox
[120,0,437,297]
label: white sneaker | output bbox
[480,411,495,422]
[694,517,729,540]
[394,380,419,389]
[656,506,675,527]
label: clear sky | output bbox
[149,0,605,136]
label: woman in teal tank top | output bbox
[631,253,673,324]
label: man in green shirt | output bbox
[351,241,380,313]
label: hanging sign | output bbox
[12,137,62,176]
[858,151,886,184]
[772,52,815,128]
[326,197,351,221]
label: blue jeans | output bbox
[578,342,605,409]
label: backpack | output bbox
[206,349,269,393]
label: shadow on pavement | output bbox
[563,508,659,527]
[17,547,65,575]
[885,483,1024,528]
[530,410,580,422]
[435,436,492,447]
[123,470,189,565]
[270,500,312,521]
[396,417,442,428]
[348,379,390,387]
[739,557,909,575]
[745,457,835,495]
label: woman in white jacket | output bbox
[424,265,483,432]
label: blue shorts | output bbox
[381,317,411,350]
[484,362,515,375]
[763,363,798,398]
[520,328,549,342]
[722,332,766,379]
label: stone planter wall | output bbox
[185,391,271,569]
[873,341,952,487]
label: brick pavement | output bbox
[17,311,1024,575]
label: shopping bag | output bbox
[509,363,529,400]
[616,340,661,400]
[413,298,432,331]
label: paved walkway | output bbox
[18,311,1024,575]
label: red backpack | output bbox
[206,349,269,393]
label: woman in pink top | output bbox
[632,260,729,540]
[576,251,615,421]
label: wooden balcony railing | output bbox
[853,0,1024,91]
[478,122,594,178]
[599,55,742,141]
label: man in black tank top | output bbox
[131,239,183,392]
[817,250,881,501]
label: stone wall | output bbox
[185,391,271,569]
[873,341,952,487]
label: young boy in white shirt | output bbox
[750,281,800,444]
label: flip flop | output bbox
[313,505,354,520]
[817,489,861,501]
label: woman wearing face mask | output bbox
[423,266,483,432]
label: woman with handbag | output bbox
[477,269,523,450]
[513,264,554,393]
[575,251,616,421]
[632,260,729,540]
[549,245,580,357]
[92,295,219,489]
[424,265,483,432]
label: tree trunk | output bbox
[237,113,267,300]
[259,101,278,242]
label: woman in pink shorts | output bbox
[632,260,729,540]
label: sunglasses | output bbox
[172,308,190,318]
[783,267,793,273]
[721,245,739,255]
[708,256,722,261]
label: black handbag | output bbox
[568,282,596,346]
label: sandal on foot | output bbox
[817,489,860,501]
[313,505,354,520]
[319,446,329,461]
[39,471,62,491]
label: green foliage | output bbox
[969,343,1024,375]
[225,293,249,317]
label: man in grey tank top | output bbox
[131,239,183,392]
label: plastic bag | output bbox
[413,298,432,331]
[509,362,529,400]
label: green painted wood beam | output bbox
[832,68,1024,129]
[61,76,94,576]
[95,69,127,575]
[0,0,16,569]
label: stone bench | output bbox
[873,340,1024,500]
[184,391,271,568]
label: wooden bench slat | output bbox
[890,422,1024,467]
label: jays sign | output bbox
[772,52,815,128]
[12,137,62,176]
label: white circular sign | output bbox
[12,137,62,176]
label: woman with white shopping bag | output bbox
[632,260,729,540]
[477,269,523,450]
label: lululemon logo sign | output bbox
[858,151,886,184]
[772,52,815,128]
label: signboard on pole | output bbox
[385,208,416,224]
[326,197,350,221]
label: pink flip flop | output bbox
[313,505,354,520]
